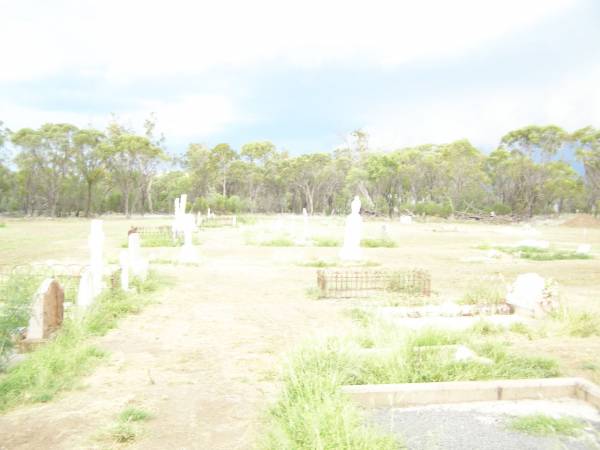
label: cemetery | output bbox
[0,205,599,449]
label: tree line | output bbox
[0,119,599,218]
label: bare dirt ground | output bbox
[1,215,600,448]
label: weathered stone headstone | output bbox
[89,219,104,297]
[26,278,64,340]
[340,196,363,261]
[178,213,199,263]
[506,273,556,317]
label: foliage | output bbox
[0,273,43,365]
[492,245,592,261]
[459,279,504,305]
[259,237,295,247]
[361,237,397,248]
[509,414,583,437]
[312,236,341,247]
[1,120,596,217]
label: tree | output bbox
[209,143,238,197]
[74,129,105,217]
[573,126,600,212]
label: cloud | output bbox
[0,94,240,141]
[363,64,600,151]
[0,0,578,81]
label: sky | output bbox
[1,0,599,155]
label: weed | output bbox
[564,311,600,337]
[492,246,592,261]
[110,423,137,443]
[305,287,325,300]
[470,320,505,335]
[361,238,397,248]
[296,260,338,268]
[459,280,504,306]
[260,237,295,247]
[312,236,341,247]
[509,414,583,437]
[509,322,531,335]
[0,223,6,228]
[119,407,152,423]
[344,308,373,327]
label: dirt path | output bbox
[0,249,344,449]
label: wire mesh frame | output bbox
[316,269,431,298]
[0,264,88,303]
[200,216,236,227]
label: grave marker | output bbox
[26,278,64,340]
[340,196,363,261]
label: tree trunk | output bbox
[85,181,93,217]
[124,189,130,218]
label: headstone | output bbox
[506,273,546,317]
[340,196,363,261]
[400,215,412,225]
[232,215,237,226]
[89,219,104,297]
[576,244,591,255]
[178,213,199,263]
[77,269,94,309]
[119,250,130,291]
[207,207,212,218]
[26,278,64,340]
[128,233,148,280]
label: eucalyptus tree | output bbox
[573,126,600,212]
[499,125,569,216]
[73,128,105,217]
[209,143,238,197]
[11,123,78,216]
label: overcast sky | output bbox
[1,0,599,154]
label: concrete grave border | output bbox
[342,377,600,409]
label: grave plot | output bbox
[316,269,431,298]
[134,226,179,247]
[199,215,237,228]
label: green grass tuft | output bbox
[110,423,137,443]
[260,237,295,247]
[459,280,504,306]
[509,414,583,437]
[296,260,338,268]
[492,245,592,261]
[312,236,341,247]
[361,238,397,248]
[119,407,152,423]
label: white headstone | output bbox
[89,219,104,297]
[399,215,413,225]
[77,269,95,309]
[178,213,199,263]
[302,208,309,241]
[128,233,148,280]
[576,244,591,254]
[119,250,130,291]
[506,273,545,313]
[340,196,363,261]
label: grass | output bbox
[101,406,153,444]
[361,238,397,248]
[458,279,505,306]
[312,236,341,247]
[305,287,325,300]
[561,310,600,337]
[509,414,583,437]
[296,260,338,268]
[481,245,592,261]
[0,223,6,228]
[260,237,295,247]
[0,272,44,366]
[0,272,165,412]
[262,318,561,449]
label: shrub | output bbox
[361,238,397,248]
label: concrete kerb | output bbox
[341,377,600,409]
